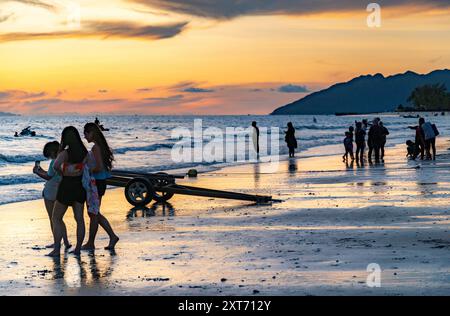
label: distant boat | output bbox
[402,115,419,119]
[335,112,358,116]
[99,125,110,132]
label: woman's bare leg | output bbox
[47,201,68,257]
[44,199,55,248]
[71,202,85,255]
[45,199,71,248]
[98,214,119,250]
[82,197,119,250]
[81,213,99,250]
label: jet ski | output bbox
[18,126,37,137]
[98,124,110,132]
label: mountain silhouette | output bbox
[271,69,450,115]
[0,112,19,117]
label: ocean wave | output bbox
[297,125,341,131]
[114,143,174,155]
[0,174,43,186]
[0,153,45,164]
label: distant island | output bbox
[271,69,450,115]
[0,112,19,117]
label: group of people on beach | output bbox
[407,118,439,160]
[33,122,119,257]
[343,117,439,165]
[252,117,440,165]
[343,118,390,165]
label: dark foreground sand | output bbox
[1,141,450,296]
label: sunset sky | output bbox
[1,0,450,115]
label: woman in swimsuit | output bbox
[81,123,119,251]
[47,126,87,257]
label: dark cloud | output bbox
[183,87,214,93]
[98,89,108,93]
[169,81,197,90]
[129,0,450,19]
[0,90,47,99]
[22,98,125,107]
[0,20,189,43]
[23,98,61,107]
[136,88,152,92]
[167,81,214,93]
[277,84,309,93]
[143,94,184,101]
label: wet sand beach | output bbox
[1,141,450,296]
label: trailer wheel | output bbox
[125,178,154,207]
[152,172,175,203]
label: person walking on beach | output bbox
[47,127,88,257]
[420,118,438,160]
[33,141,71,250]
[379,122,389,161]
[251,121,260,156]
[81,123,119,251]
[285,122,298,158]
[355,121,366,164]
[368,118,384,164]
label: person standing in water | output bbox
[420,118,438,160]
[342,132,354,162]
[379,121,390,161]
[368,118,384,164]
[408,119,426,160]
[81,123,119,251]
[48,126,87,257]
[285,122,298,158]
[251,121,260,156]
[355,122,366,164]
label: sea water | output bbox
[0,114,447,205]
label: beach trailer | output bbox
[107,170,276,207]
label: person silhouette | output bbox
[251,121,260,156]
[285,122,297,158]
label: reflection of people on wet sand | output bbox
[284,122,297,158]
[288,159,297,174]
[51,252,115,288]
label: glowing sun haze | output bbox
[1,0,450,114]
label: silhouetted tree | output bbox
[407,83,450,111]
